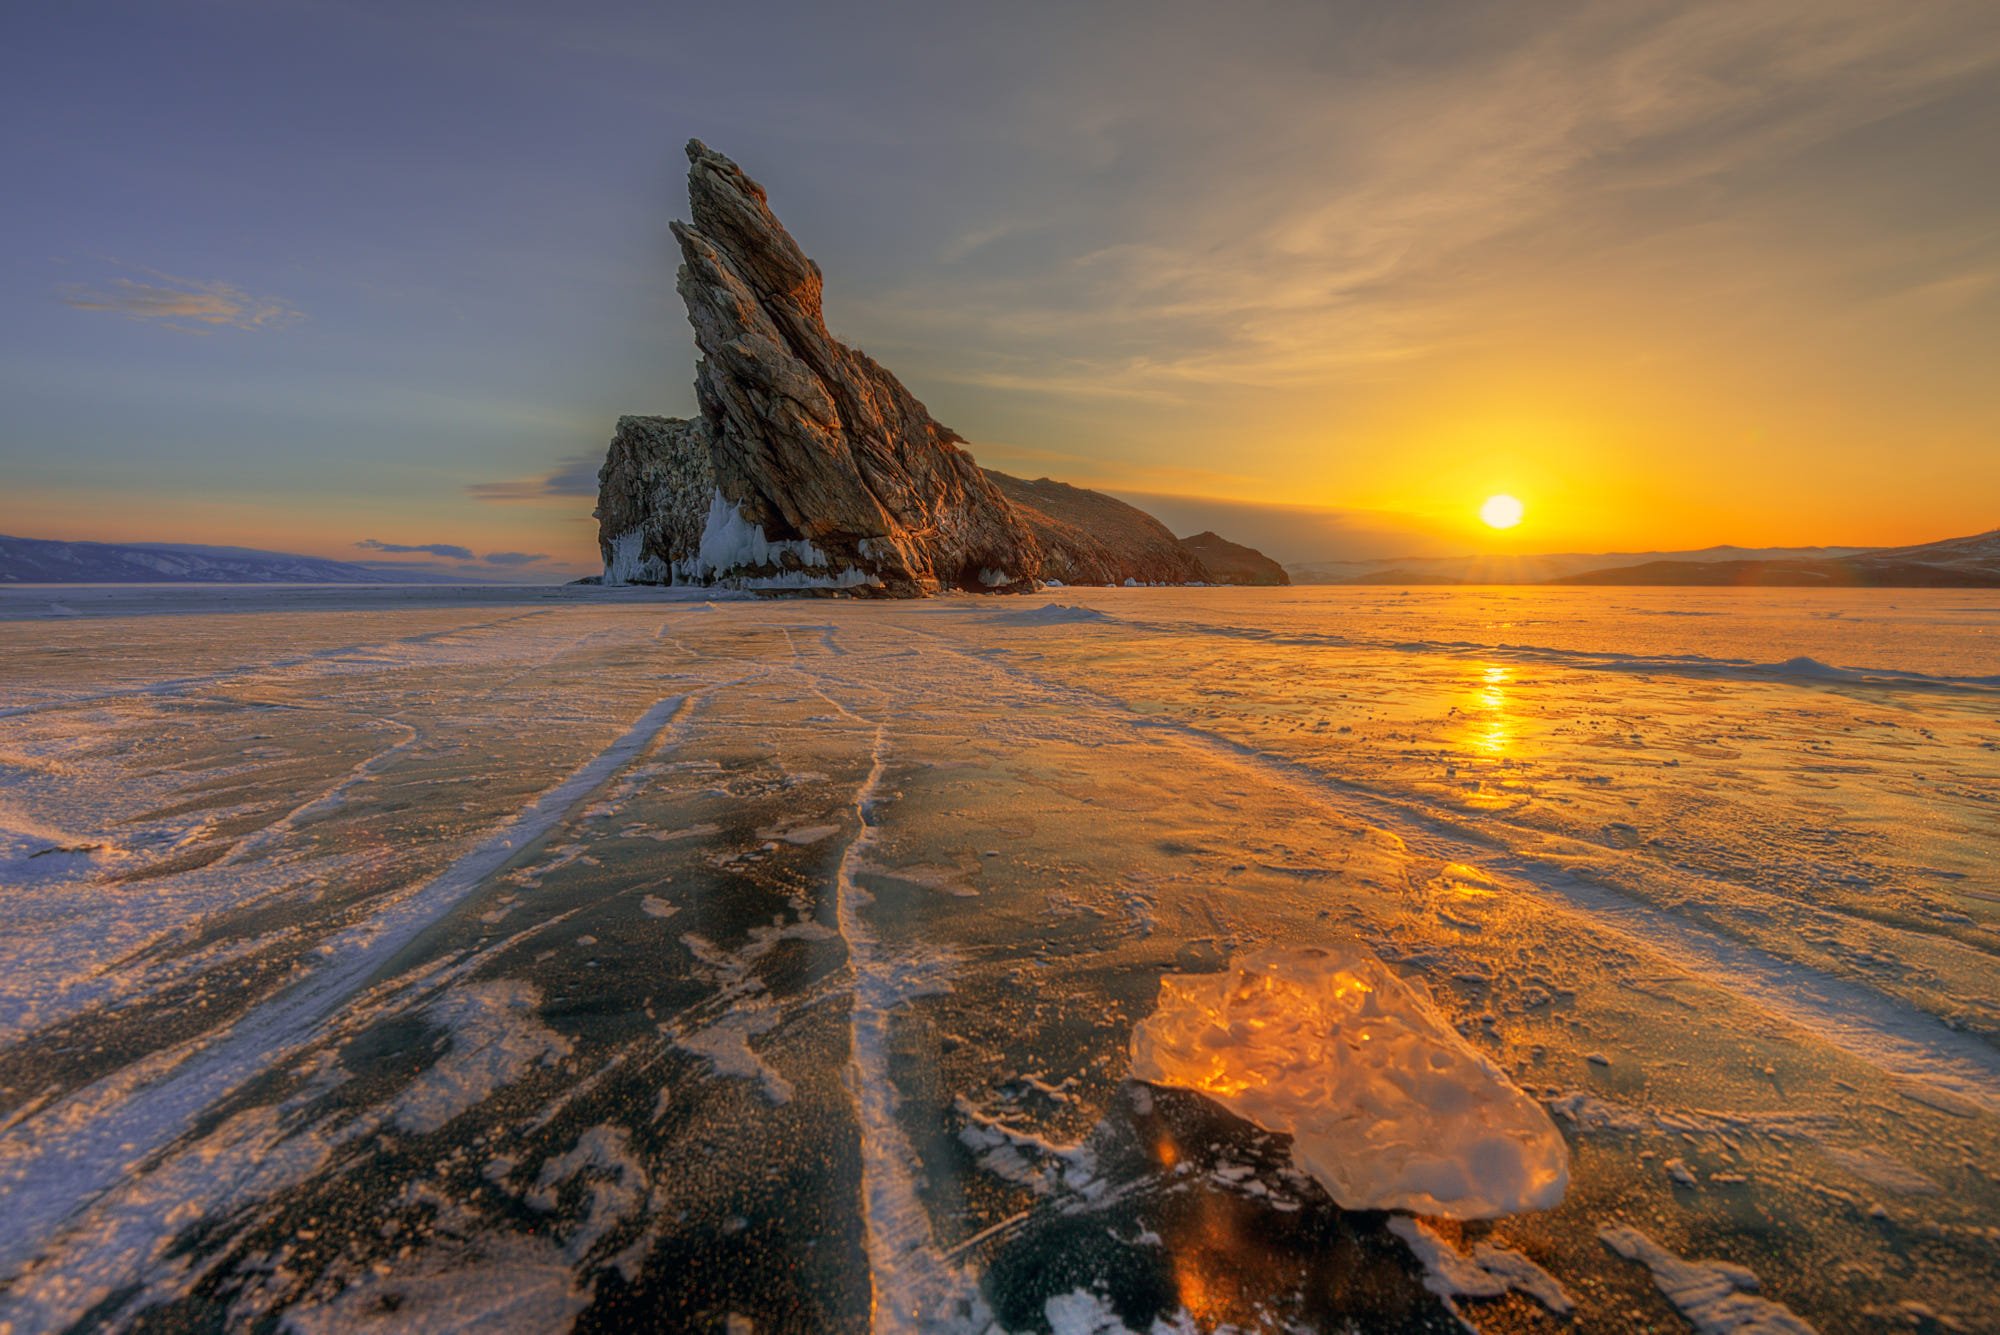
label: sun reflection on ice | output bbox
[1470,663,1512,758]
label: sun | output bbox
[1480,494,1525,529]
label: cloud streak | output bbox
[357,539,475,561]
[466,454,601,502]
[59,268,301,333]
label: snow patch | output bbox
[954,1095,1098,1197]
[1388,1215,1572,1318]
[526,1124,649,1261]
[1599,1225,1818,1334]
[389,981,573,1135]
[675,994,794,1105]
[989,603,1115,626]
[1131,944,1568,1219]
[1044,1289,1199,1334]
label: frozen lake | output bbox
[1,583,1996,1332]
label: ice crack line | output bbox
[0,689,703,1282]
[833,721,977,1334]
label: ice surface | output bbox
[1130,945,1568,1218]
[1,584,1996,1332]
[280,1232,589,1334]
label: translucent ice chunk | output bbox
[1130,944,1568,1219]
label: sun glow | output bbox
[1480,494,1525,529]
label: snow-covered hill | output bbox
[1288,544,1868,585]
[0,535,429,584]
[1856,528,2000,580]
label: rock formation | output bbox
[1178,531,1291,586]
[597,141,1039,595]
[596,141,1290,595]
[596,415,716,584]
[983,471,1208,586]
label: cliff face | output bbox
[983,471,1210,586]
[1178,531,1291,586]
[596,141,1289,596]
[595,416,716,584]
[596,141,1040,595]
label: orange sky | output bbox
[5,2,1997,575]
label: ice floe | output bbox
[1130,944,1568,1218]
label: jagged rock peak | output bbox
[593,140,1041,595]
[594,143,1287,595]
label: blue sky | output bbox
[5,1,1999,578]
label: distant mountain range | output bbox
[13,527,1996,590]
[0,535,437,584]
[1288,530,2000,588]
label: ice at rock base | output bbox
[1130,944,1569,1219]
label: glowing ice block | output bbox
[1131,944,1568,1219]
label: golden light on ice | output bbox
[1480,494,1525,528]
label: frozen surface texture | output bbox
[0,583,1996,1333]
[1131,946,1568,1218]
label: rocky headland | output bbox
[594,141,1283,595]
[1178,530,1291,586]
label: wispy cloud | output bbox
[357,538,475,560]
[853,1,2000,398]
[482,551,548,566]
[59,267,301,333]
[466,454,600,502]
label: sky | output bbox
[4,1,1998,580]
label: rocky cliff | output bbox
[596,141,1039,595]
[596,142,1288,595]
[983,471,1209,585]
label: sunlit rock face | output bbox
[984,470,1210,586]
[597,140,1041,595]
[1131,944,1569,1220]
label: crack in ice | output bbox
[833,720,985,1333]
[0,688,706,1285]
